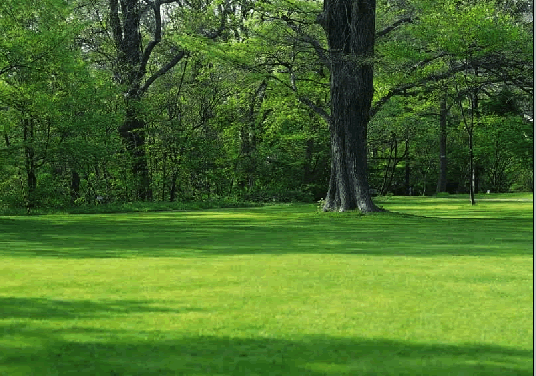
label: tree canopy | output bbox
[0,0,532,212]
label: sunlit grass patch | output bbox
[376,194,533,219]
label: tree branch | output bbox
[281,15,329,67]
[139,50,187,94]
[371,62,467,117]
[266,72,331,123]
[376,17,414,39]
[138,0,162,79]
[203,0,231,40]
[297,96,330,123]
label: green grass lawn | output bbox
[0,195,533,375]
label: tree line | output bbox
[0,0,533,213]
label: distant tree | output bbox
[107,0,184,200]
[0,0,119,210]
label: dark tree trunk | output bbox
[70,170,80,204]
[23,118,37,212]
[239,80,268,191]
[436,93,448,193]
[474,165,480,194]
[109,0,150,200]
[321,0,381,212]
[169,171,179,202]
[3,129,10,147]
[405,139,411,195]
[303,138,315,185]
[161,153,167,201]
[109,0,187,201]
[380,132,397,196]
[468,127,475,205]
[119,98,152,200]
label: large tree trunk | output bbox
[119,98,152,200]
[109,0,189,201]
[109,0,151,200]
[321,0,381,212]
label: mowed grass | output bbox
[0,195,533,375]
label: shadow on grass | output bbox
[0,321,532,375]
[0,297,202,320]
[0,205,532,258]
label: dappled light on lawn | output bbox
[0,196,532,375]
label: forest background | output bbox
[0,0,533,213]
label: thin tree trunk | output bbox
[70,170,80,204]
[474,166,480,194]
[468,128,476,205]
[3,129,10,147]
[161,153,167,201]
[23,118,37,212]
[380,132,398,195]
[436,93,448,193]
[456,77,477,205]
[239,80,268,192]
[470,81,480,204]
[321,0,381,213]
[303,138,315,185]
[380,141,393,196]
[169,171,178,202]
[405,139,411,195]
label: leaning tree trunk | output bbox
[321,0,381,212]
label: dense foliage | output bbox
[0,0,532,212]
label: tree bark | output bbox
[321,0,381,212]
[109,0,148,200]
[119,97,152,200]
